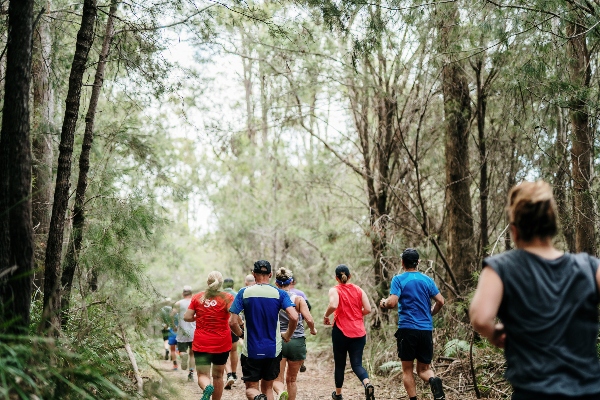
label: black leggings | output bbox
[332,324,368,388]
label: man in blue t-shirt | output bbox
[380,248,446,400]
[229,260,298,400]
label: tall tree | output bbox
[61,0,119,325]
[438,2,475,293]
[41,0,97,333]
[0,0,35,334]
[31,1,54,288]
[567,9,596,255]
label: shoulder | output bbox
[483,249,522,270]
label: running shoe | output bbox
[429,377,445,400]
[165,349,169,360]
[201,384,214,400]
[172,364,178,370]
[232,373,238,380]
[225,373,235,389]
[279,391,289,400]
[187,370,194,382]
[299,363,306,372]
[332,391,343,400]
[253,395,267,400]
[364,383,375,400]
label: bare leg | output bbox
[401,361,417,398]
[273,357,287,396]
[212,364,226,400]
[230,346,238,375]
[284,360,303,400]
[170,344,178,368]
[416,361,434,383]
[189,348,196,370]
[245,381,261,400]
[260,379,275,400]
[197,365,211,390]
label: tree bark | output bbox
[567,16,596,255]
[553,105,576,252]
[473,60,489,258]
[31,1,54,290]
[438,3,475,292]
[0,0,35,334]
[61,0,118,325]
[41,0,97,334]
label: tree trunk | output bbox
[31,1,54,291]
[0,0,35,334]
[474,60,489,258]
[61,0,117,325]
[567,17,596,255]
[41,0,97,334]
[438,3,475,292]
[554,105,576,252]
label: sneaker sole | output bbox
[225,377,235,389]
[430,377,445,400]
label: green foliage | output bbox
[0,335,127,399]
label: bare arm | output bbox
[296,296,317,335]
[183,308,195,322]
[431,292,444,316]
[282,306,299,342]
[469,267,505,348]
[229,312,244,337]
[323,287,339,325]
[379,294,398,309]
[360,288,371,315]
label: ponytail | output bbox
[200,271,223,302]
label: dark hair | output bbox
[253,260,272,275]
[223,278,234,289]
[401,248,419,269]
[507,181,557,242]
[335,264,351,284]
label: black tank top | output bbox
[484,250,600,396]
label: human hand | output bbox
[310,327,317,335]
[490,323,506,348]
[281,332,292,343]
[323,316,331,325]
[379,298,387,309]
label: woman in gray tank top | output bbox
[470,180,600,400]
[273,267,317,400]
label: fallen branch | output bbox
[119,324,143,394]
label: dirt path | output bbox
[155,356,408,400]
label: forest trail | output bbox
[155,354,412,400]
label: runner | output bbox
[229,260,299,400]
[273,267,317,400]
[184,271,234,400]
[470,181,600,400]
[379,248,445,400]
[167,325,178,370]
[245,274,256,286]
[324,264,374,400]
[222,278,239,389]
[161,323,170,360]
[289,277,310,373]
[172,285,196,381]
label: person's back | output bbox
[190,291,233,353]
[177,297,195,341]
[234,283,290,358]
[335,283,366,338]
[394,271,438,330]
[485,249,600,395]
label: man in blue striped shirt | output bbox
[230,260,298,400]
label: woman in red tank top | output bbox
[323,264,375,400]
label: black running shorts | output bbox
[177,341,192,352]
[395,328,433,364]
[231,331,240,343]
[194,351,230,366]
[240,353,282,382]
